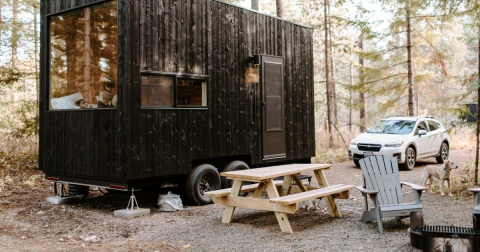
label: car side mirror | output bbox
[418,130,427,136]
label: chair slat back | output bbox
[359,156,403,206]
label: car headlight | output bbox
[350,140,356,146]
[384,141,404,148]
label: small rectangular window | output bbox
[177,79,207,107]
[141,75,174,107]
[141,73,208,109]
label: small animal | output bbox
[421,160,458,197]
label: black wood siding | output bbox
[40,0,127,184]
[40,0,314,184]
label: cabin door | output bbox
[261,55,286,160]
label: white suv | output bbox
[348,116,450,170]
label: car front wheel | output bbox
[354,160,360,168]
[436,142,449,164]
[401,147,416,170]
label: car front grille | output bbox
[357,143,382,152]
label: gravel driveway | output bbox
[0,149,477,251]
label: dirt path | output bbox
[0,149,477,251]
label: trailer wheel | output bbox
[186,164,221,205]
[221,161,250,189]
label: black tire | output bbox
[436,142,449,164]
[221,161,250,189]
[186,164,221,205]
[354,160,360,168]
[400,147,416,171]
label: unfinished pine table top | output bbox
[220,163,332,182]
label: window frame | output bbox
[414,121,429,135]
[140,71,209,110]
[46,0,119,112]
[427,120,440,131]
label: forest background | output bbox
[1,0,480,188]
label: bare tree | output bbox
[11,0,18,68]
[359,34,366,132]
[252,0,258,10]
[349,43,353,132]
[276,0,283,18]
[34,1,39,106]
[476,25,480,186]
[324,0,333,147]
[329,17,337,126]
[406,0,414,116]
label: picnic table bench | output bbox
[204,163,355,233]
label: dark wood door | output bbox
[261,55,286,160]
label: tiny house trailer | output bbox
[40,0,315,205]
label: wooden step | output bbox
[269,184,355,205]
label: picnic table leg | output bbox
[250,182,265,198]
[221,179,243,224]
[292,175,308,192]
[279,175,293,196]
[314,170,341,217]
[265,179,293,233]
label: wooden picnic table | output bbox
[204,163,355,233]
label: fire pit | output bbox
[409,212,478,252]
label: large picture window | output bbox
[49,1,118,110]
[141,73,208,109]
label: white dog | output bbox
[421,160,458,197]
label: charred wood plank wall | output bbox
[130,0,315,178]
[40,0,127,185]
[40,0,314,184]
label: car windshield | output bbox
[367,119,415,134]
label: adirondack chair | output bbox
[356,155,426,234]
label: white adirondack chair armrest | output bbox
[400,182,426,191]
[356,186,378,195]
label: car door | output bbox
[413,120,431,158]
[427,120,443,155]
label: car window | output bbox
[427,120,439,131]
[367,120,415,134]
[415,121,428,135]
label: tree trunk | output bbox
[349,43,353,132]
[276,0,283,18]
[406,0,414,116]
[475,26,480,186]
[324,0,332,147]
[359,34,366,133]
[83,9,92,101]
[251,0,258,10]
[34,3,39,106]
[11,0,18,68]
[329,14,337,126]
[0,0,2,45]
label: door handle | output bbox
[262,102,266,106]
